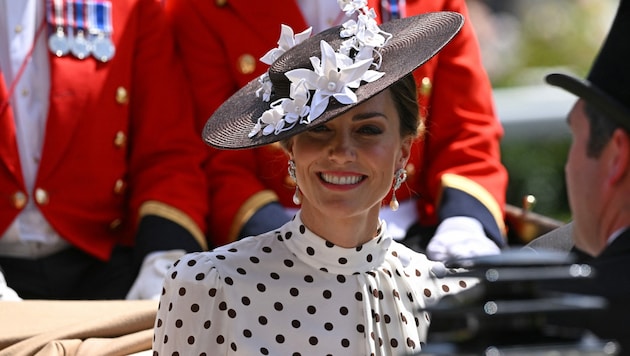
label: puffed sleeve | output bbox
[153,253,230,355]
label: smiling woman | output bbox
[153,3,477,355]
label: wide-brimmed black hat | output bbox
[203,11,464,149]
[546,0,630,132]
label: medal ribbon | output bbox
[87,0,113,36]
[48,0,67,29]
[74,0,86,31]
[380,0,406,22]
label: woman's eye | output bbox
[309,125,330,133]
[358,125,383,135]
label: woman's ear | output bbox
[283,139,294,158]
[398,136,413,168]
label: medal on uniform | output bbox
[47,0,70,57]
[88,1,115,62]
[69,0,91,59]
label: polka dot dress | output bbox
[153,214,475,355]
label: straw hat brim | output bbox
[203,11,465,150]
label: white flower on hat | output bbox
[248,0,391,138]
[287,41,384,121]
[337,0,368,16]
[250,80,312,137]
[260,25,313,65]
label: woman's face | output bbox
[286,89,413,220]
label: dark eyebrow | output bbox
[352,112,387,121]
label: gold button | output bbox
[35,188,49,205]
[109,218,123,230]
[114,131,126,148]
[420,77,432,96]
[113,179,126,194]
[237,54,256,75]
[12,191,27,209]
[115,86,128,104]
[215,0,227,7]
[14,25,23,33]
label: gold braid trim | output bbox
[439,173,506,237]
[228,190,280,243]
[139,201,207,251]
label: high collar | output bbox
[280,213,392,275]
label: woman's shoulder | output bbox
[171,231,284,278]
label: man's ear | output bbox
[608,128,630,184]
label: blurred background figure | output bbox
[0,0,208,300]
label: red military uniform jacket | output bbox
[0,0,208,260]
[167,0,507,246]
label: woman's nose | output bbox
[328,133,356,163]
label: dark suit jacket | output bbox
[546,228,630,354]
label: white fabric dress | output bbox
[153,214,475,355]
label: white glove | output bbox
[426,216,501,262]
[126,249,186,300]
[0,269,21,301]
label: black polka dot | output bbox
[306,247,315,255]
[323,290,332,299]
[191,304,199,312]
[276,334,285,343]
[274,302,283,311]
[309,336,318,345]
[292,319,301,328]
[242,296,251,305]
[270,272,280,279]
[284,259,294,267]
[243,329,252,337]
[290,287,299,296]
[307,305,316,314]
[257,283,266,292]
[195,273,205,280]
[324,322,333,330]
[237,268,247,275]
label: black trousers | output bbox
[0,246,137,300]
